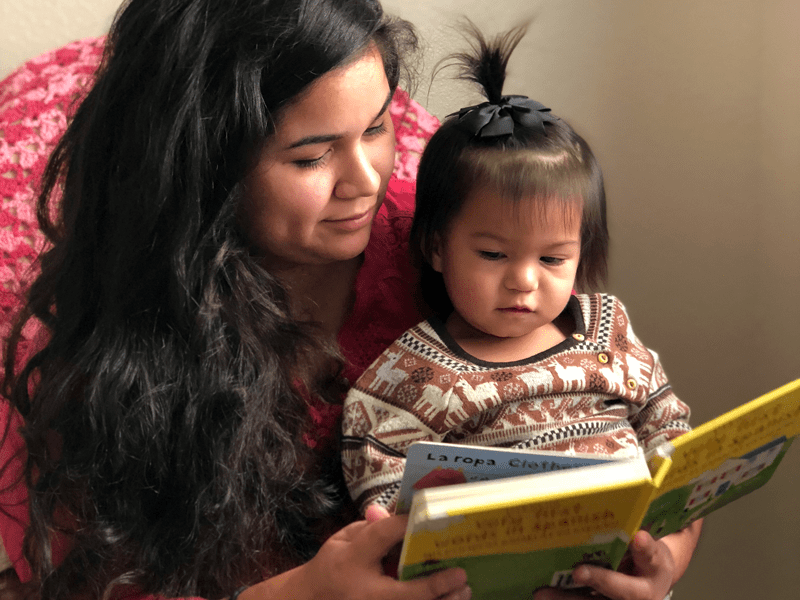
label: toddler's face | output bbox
[432,185,581,347]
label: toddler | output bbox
[342,24,691,518]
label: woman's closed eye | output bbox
[293,150,331,170]
[293,120,386,170]
[365,120,388,137]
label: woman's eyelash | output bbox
[366,121,387,136]
[294,153,328,169]
[293,122,385,169]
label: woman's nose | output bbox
[334,144,381,199]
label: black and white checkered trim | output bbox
[396,293,620,367]
[397,326,485,374]
[374,481,402,509]
[568,293,616,353]
[593,294,616,347]
[513,420,627,450]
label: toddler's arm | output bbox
[341,338,452,514]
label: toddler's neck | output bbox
[444,310,574,364]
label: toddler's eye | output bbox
[478,251,505,261]
[541,256,566,265]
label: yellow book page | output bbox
[403,481,651,565]
[658,379,800,493]
[647,454,673,489]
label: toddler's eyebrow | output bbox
[286,89,394,150]
[546,240,581,248]
[471,231,578,243]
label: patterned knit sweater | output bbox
[342,293,692,514]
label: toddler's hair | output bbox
[410,21,608,317]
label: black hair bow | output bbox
[450,95,557,138]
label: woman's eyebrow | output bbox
[286,89,394,150]
[374,88,394,121]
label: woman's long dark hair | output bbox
[1,0,414,598]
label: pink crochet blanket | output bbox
[0,36,439,370]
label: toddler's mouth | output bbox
[499,306,532,313]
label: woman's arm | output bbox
[238,515,471,600]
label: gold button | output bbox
[627,378,637,390]
[572,333,585,341]
[598,353,609,364]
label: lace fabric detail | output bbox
[389,89,441,181]
[339,180,421,378]
[0,37,105,372]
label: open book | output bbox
[395,441,614,513]
[397,378,800,600]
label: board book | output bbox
[397,378,800,600]
[395,442,614,513]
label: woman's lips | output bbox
[324,209,373,231]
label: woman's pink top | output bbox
[305,178,424,448]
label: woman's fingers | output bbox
[386,566,470,600]
[365,503,392,522]
[311,516,471,600]
[358,514,409,558]
[533,531,675,600]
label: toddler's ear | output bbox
[429,233,443,273]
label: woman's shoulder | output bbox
[365,176,417,271]
[378,176,416,222]
[0,400,32,582]
[338,178,423,379]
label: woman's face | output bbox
[240,46,395,270]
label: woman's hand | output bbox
[533,521,702,600]
[240,514,471,600]
[532,530,674,600]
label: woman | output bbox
[1,0,469,599]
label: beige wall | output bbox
[2,1,799,598]
[0,0,121,78]
[384,3,800,596]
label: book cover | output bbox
[641,378,800,537]
[398,455,655,599]
[395,441,613,513]
[397,378,800,599]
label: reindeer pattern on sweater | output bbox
[341,294,692,513]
